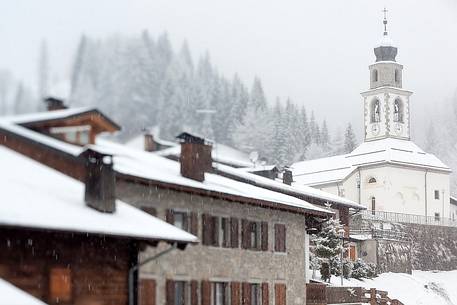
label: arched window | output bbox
[393,98,404,123]
[370,99,381,123]
[372,69,378,82]
[368,177,377,184]
[371,197,376,215]
[395,69,400,83]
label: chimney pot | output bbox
[44,97,68,111]
[144,133,156,152]
[83,149,116,213]
[176,132,212,182]
[283,168,293,186]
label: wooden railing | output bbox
[306,284,404,305]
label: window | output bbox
[434,213,440,221]
[372,69,378,82]
[393,99,404,123]
[174,281,190,305]
[368,177,377,184]
[49,268,72,303]
[212,282,230,305]
[434,190,440,200]
[202,214,238,247]
[49,125,91,145]
[219,217,231,248]
[250,284,262,305]
[274,224,286,253]
[395,69,400,83]
[370,99,381,123]
[242,220,268,251]
[174,211,189,231]
[371,197,376,215]
[249,222,259,249]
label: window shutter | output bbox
[166,210,175,224]
[274,284,286,305]
[191,280,198,305]
[213,216,219,246]
[230,218,239,248]
[190,212,198,236]
[241,220,250,249]
[166,280,175,305]
[274,224,286,252]
[261,222,268,251]
[231,282,241,305]
[201,280,211,305]
[202,214,211,245]
[139,279,156,305]
[261,283,269,305]
[242,282,251,305]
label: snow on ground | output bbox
[315,270,457,305]
[0,278,48,305]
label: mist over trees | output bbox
[65,31,356,166]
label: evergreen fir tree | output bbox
[343,123,357,153]
[38,39,49,101]
[312,218,344,282]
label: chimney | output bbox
[144,133,157,152]
[83,149,116,213]
[283,168,293,186]
[44,97,68,111]
[176,132,212,182]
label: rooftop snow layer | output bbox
[0,121,84,156]
[0,145,197,243]
[0,278,48,305]
[155,142,253,168]
[293,138,450,186]
[0,107,95,124]
[94,139,332,215]
[214,163,363,210]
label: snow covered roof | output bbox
[0,278,48,305]
[213,163,363,210]
[1,106,121,130]
[293,138,450,187]
[155,141,254,168]
[0,145,197,244]
[93,139,332,216]
[0,121,84,156]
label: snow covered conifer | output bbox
[343,123,357,153]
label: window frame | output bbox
[211,282,231,305]
[174,281,191,305]
[250,283,262,305]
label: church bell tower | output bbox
[361,9,413,142]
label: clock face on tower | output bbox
[371,123,380,136]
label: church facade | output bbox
[292,18,452,221]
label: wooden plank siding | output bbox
[0,228,138,305]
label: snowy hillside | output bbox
[323,271,457,305]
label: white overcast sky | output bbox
[1,0,456,137]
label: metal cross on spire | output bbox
[382,7,389,36]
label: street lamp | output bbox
[338,228,346,286]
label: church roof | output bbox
[292,138,451,186]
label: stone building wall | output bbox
[117,180,310,305]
